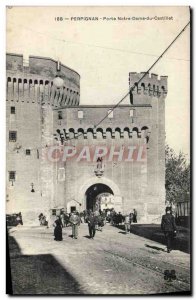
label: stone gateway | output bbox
[6,53,167,224]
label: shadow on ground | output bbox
[83,235,91,239]
[144,244,165,252]
[116,224,190,254]
[7,232,85,295]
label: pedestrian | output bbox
[94,210,99,230]
[102,210,106,225]
[133,209,137,223]
[116,212,123,226]
[69,211,81,239]
[129,212,134,225]
[83,210,88,223]
[79,211,84,223]
[124,214,131,234]
[111,212,116,225]
[97,214,104,231]
[64,213,70,227]
[110,209,115,224]
[53,215,62,228]
[87,212,97,239]
[60,211,65,227]
[54,219,63,241]
[16,214,21,226]
[18,212,23,225]
[38,213,43,225]
[161,207,177,253]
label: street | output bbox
[8,223,190,295]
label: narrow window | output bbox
[58,111,63,120]
[9,131,17,142]
[26,149,31,156]
[9,171,16,181]
[11,106,15,114]
[52,209,56,216]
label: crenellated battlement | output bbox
[6,53,80,107]
[129,72,168,98]
[6,75,80,107]
[54,125,151,143]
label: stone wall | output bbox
[6,53,80,224]
[6,53,167,224]
[52,79,167,223]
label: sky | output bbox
[6,6,190,158]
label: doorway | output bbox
[70,206,76,212]
[85,183,114,211]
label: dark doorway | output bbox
[85,183,113,211]
[70,206,76,212]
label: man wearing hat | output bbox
[161,207,177,253]
[69,211,81,239]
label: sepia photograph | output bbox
[6,6,191,295]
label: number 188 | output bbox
[55,17,63,21]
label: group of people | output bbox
[52,210,104,241]
[107,209,137,228]
[38,206,177,254]
[53,211,81,241]
[38,213,48,227]
[49,208,138,241]
[6,212,23,226]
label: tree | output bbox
[165,145,190,204]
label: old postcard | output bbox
[6,6,191,295]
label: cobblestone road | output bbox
[8,223,191,295]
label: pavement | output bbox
[124,224,190,253]
[7,223,191,295]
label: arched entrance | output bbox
[76,177,123,213]
[85,183,114,211]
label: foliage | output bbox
[165,145,190,204]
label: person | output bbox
[106,210,111,223]
[129,212,134,225]
[38,213,44,225]
[38,213,48,226]
[60,211,65,227]
[64,213,70,227]
[161,207,177,253]
[112,211,117,226]
[133,209,137,223]
[101,210,107,226]
[94,210,99,230]
[83,210,88,223]
[16,213,23,226]
[87,212,97,239]
[56,215,63,227]
[69,211,81,239]
[18,212,23,225]
[97,214,104,231]
[116,212,123,226]
[79,211,84,223]
[54,219,63,241]
[124,214,131,234]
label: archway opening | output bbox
[85,183,114,212]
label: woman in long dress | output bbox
[54,219,63,241]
